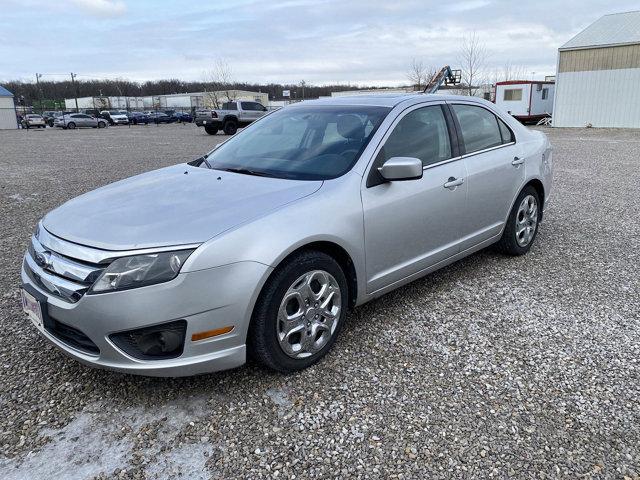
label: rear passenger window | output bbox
[497,117,514,144]
[452,104,502,154]
[381,106,451,168]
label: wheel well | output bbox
[223,115,238,124]
[525,179,545,221]
[281,242,358,310]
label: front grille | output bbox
[47,319,100,355]
[24,229,107,303]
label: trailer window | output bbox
[503,89,523,101]
[542,88,549,100]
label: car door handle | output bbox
[511,157,525,166]
[443,177,464,189]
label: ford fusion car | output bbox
[20,94,552,376]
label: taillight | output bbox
[211,111,218,118]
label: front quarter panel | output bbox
[182,172,367,303]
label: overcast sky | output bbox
[1,0,637,86]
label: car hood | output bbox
[111,114,128,119]
[43,164,323,251]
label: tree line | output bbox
[3,78,378,107]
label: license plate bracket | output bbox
[21,288,44,330]
[20,284,52,332]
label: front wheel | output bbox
[67,122,76,129]
[248,251,348,373]
[204,125,218,135]
[495,186,540,255]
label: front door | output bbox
[361,104,468,293]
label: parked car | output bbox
[99,110,129,125]
[195,100,267,135]
[170,111,193,123]
[54,113,108,129]
[146,111,174,124]
[127,111,150,125]
[22,114,46,129]
[20,94,552,376]
[42,111,62,127]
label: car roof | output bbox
[296,93,486,108]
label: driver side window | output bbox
[381,106,452,168]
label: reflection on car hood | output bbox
[43,164,322,251]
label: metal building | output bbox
[0,85,18,130]
[553,10,640,128]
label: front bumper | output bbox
[21,256,271,377]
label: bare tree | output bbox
[501,61,528,82]
[407,58,437,90]
[458,32,488,96]
[203,59,236,108]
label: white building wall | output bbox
[0,97,17,129]
[554,68,640,127]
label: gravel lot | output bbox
[0,124,638,479]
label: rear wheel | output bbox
[248,251,348,373]
[495,186,540,255]
[97,121,106,128]
[223,120,238,135]
[67,122,76,129]
[204,125,218,135]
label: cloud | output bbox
[68,0,126,16]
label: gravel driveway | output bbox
[0,124,638,479]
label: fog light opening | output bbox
[110,320,187,360]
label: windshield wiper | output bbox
[189,155,213,169]
[216,167,274,177]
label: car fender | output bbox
[222,115,239,124]
[182,172,367,302]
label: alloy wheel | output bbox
[515,194,538,247]
[277,270,341,358]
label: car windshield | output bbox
[204,105,390,180]
[109,110,120,115]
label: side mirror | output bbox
[263,106,268,111]
[377,157,423,181]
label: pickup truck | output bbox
[195,100,268,135]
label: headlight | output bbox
[89,249,195,293]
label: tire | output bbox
[248,250,349,373]
[495,185,541,256]
[97,121,106,128]
[204,125,218,135]
[67,122,76,130]
[223,120,238,135]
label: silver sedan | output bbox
[54,113,108,129]
[21,94,552,376]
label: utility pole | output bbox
[70,72,79,112]
[35,73,43,113]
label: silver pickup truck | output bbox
[195,100,268,135]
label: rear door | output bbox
[361,102,468,292]
[449,102,524,250]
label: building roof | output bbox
[0,85,14,97]
[561,10,640,50]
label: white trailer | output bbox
[494,81,554,123]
